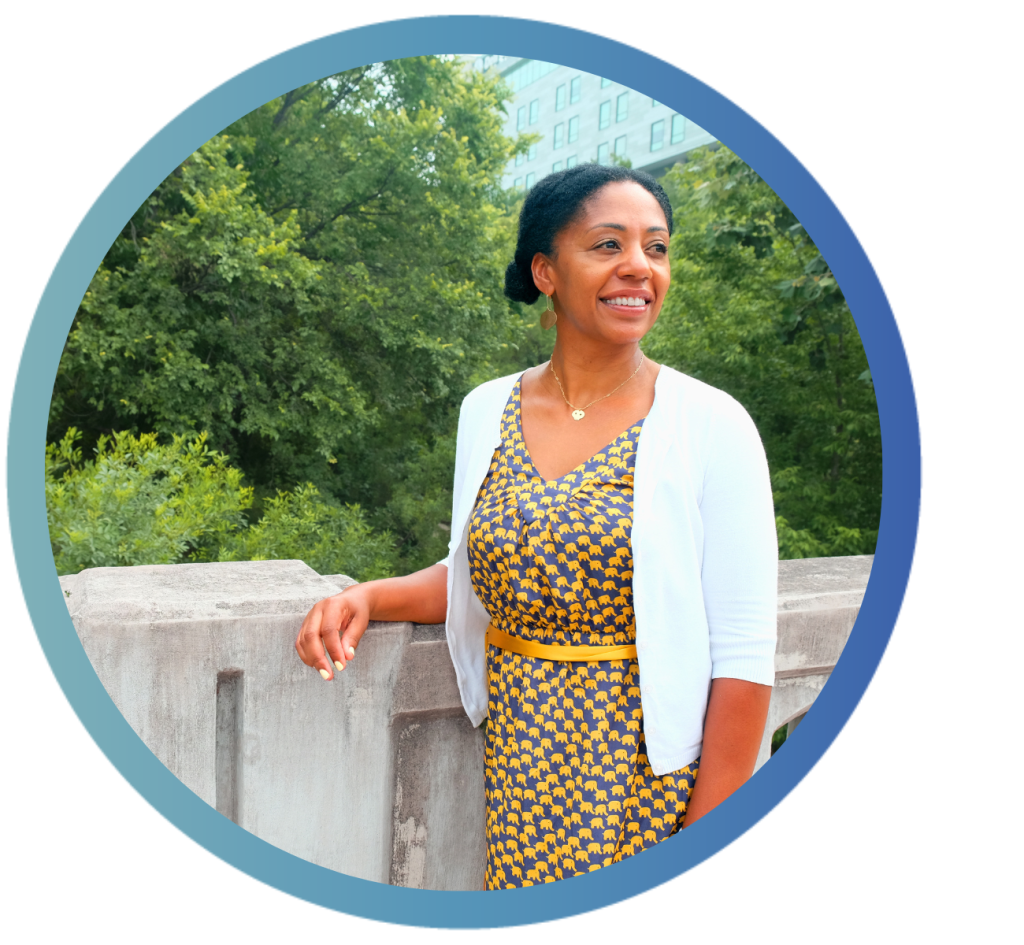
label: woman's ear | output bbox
[531,252,556,298]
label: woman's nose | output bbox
[617,241,652,278]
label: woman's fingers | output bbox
[295,592,367,681]
[295,604,322,668]
[338,608,370,664]
[319,596,353,674]
[295,599,343,680]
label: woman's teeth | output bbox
[604,297,648,307]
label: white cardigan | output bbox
[442,364,778,775]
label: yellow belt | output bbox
[486,622,637,663]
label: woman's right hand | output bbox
[295,562,449,682]
[295,583,376,681]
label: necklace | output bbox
[549,351,646,421]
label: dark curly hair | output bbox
[504,163,674,305]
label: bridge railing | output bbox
[59,554,871,890]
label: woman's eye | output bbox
[650,242,668,254]
[599,239,619,250]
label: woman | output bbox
[296,164,777,888]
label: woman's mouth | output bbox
[601,295,652,312]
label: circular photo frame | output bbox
[8,15,919,929]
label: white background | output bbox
[3,2,1020,941]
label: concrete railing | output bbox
[755,555,873,768]
[59,554,871,890]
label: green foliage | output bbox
[49,65,881,577]
[217,483,398,581]
[50,58,526,560]
[47,428,398,581]
[53,137,343,488]
[46,428,253,574]
[646,145,881,558]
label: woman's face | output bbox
[532,181,671,346]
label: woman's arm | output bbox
[295,562,448,681]
[682,677,772,827]
[681,390,776,825]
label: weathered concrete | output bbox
[754,554,874,768]
[60,554,871,889]
[59,560,479,886]
[387,621,486,890]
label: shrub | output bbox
[47,427,398,582]
[217,483,398,581]
[46,428,252,574]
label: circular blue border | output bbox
[8,16,919,929]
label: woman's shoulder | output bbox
[655,363,750,420]
[651,364,764,465]
[459,371,522,419]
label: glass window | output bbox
[614,135,627,158]
[566,154,578,168]
[671,114,685,144]
[597,142,610,165]
[552,161,563,173]
[514,177,523,190]
[570,76,581,103]
[616,92,629,122]
[504,59,558,93]
[529,99,540,124]
[473,55,510,74]
[517,106,526,131]
[527,143,538,161]
[555,84,566,111]
[599,101,611,130]
[568,115,579,143]
[601,77,612,88]
[515,150,525,167]
[525,172,536,189]
[553,123,564,150]
[650,119,665,152]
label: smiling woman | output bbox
[296,163,778,889]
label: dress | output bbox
[445,365,777,774]
[467,379,699,889]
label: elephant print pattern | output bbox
[467,378,698,889]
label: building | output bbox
[466,55,717,190]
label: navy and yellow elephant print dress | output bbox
[467,379,699,889]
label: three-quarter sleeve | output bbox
[699,395,778,685]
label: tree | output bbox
[50,58,526,571]
[645,146,881,557]
[47,427,399,580]
[50,70,880,571]
[46,428,252,573]
[217,483,397,581]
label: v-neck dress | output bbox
[467,378,699,889]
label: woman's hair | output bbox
[504,163,674,304]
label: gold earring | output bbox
[540,294,557,331]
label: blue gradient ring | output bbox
[7,16,919,928]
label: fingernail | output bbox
[319,668,331,680]
[347,646,356,658]
[334,660,345,671]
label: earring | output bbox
[540,293,557,331]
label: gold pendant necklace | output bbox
[549,352,645,421]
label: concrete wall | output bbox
[755,554,874,768]
[59,554,871,889]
